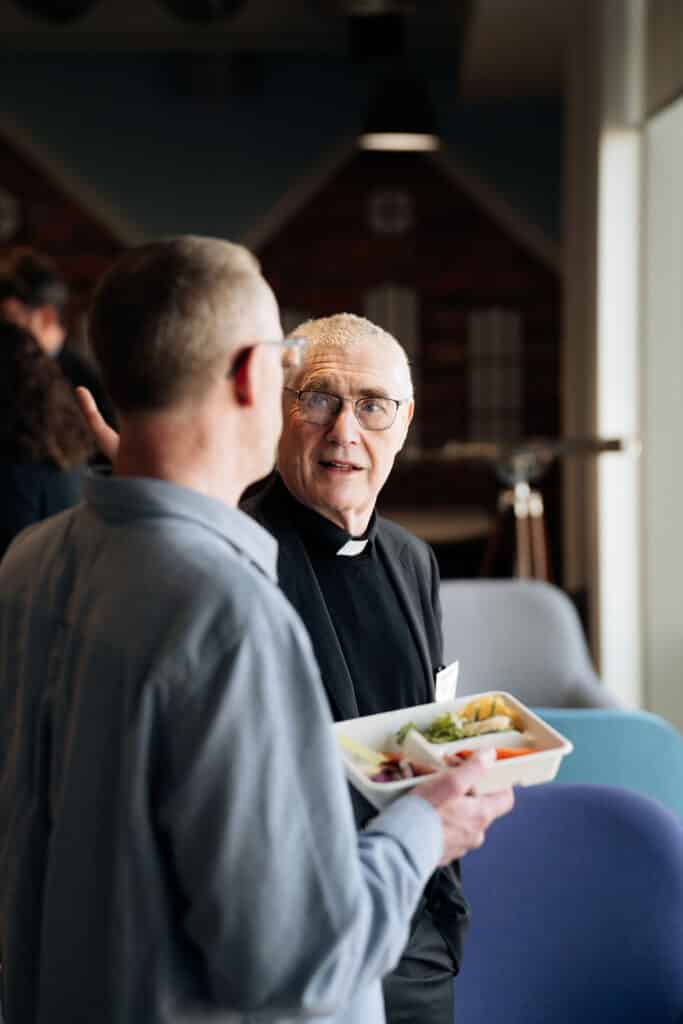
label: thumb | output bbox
[445,747,496,794]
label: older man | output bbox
[242,313,466,1024]
[1,241,513,1024]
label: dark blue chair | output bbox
[534,707,683,819]
[455,783,683,1024]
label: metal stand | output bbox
[403,436,639,583]
[480,482,550,580]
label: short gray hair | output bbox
[90,236,264,413]
[287,313,413,396]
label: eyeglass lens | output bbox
[298,390,397,430]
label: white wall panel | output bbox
[643,100,683,731]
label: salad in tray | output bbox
[334,690,574,807]
[363,695,539,784]
[396,694,522,745]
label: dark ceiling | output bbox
[0,0,567,97]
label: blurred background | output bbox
[0,0,680,730]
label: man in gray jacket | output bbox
[0,236,513,1024]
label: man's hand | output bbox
[75,386,120,461]
[414,749,514,864]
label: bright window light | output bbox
[596,127,642,706]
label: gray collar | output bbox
[84,471,278,581]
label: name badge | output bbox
[435,660,459,702]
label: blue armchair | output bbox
[455,783,683,1024]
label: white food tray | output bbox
[333,691,573,810]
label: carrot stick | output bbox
[444,747,538,764]
[495,747,537,759]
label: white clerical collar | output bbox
[336,538,369,557]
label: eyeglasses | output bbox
[227,336,306,378]
[283,387,409,431]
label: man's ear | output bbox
[231,345,256,407]
[397,398,415,451]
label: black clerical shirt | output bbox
[285,492,432,717]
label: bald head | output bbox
[90,236,275,413]
[288,313,413,398]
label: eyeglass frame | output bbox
[283,386,411,431]
[226,336,306,379]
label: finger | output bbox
[75,385,98,418]
[416,748,497,807]
[441,748,496,795]
[443,748,495,768]
[75,386,120,460]
[477,787,515,824]
[467,748,496,769]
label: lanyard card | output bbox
[435,660,459,702]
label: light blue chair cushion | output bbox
[534,707,683,819]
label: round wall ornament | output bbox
[368,188,415,236]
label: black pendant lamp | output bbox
[358,72,440,152]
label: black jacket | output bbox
[0,462,82,561]
[242,473,469,968]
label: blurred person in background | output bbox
[0,321,92,560]
[0,246,115,430]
